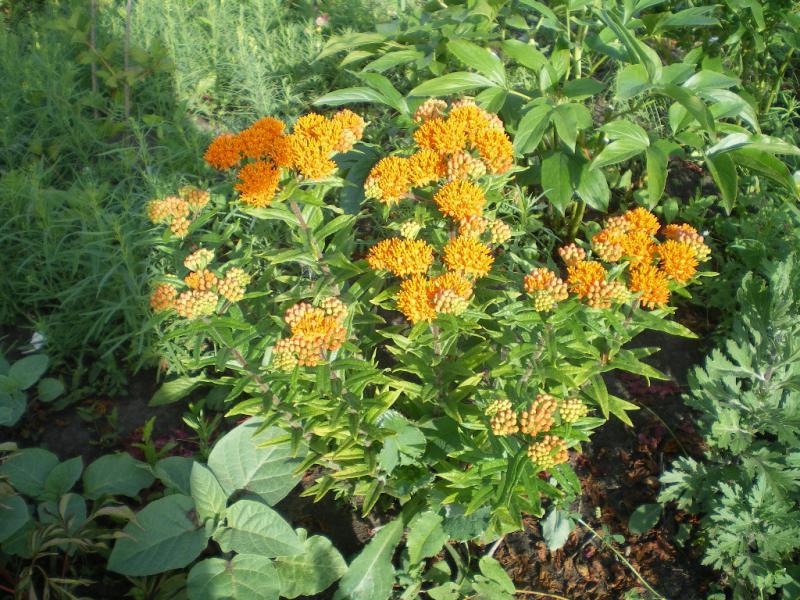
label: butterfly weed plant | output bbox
[147,100,710,540]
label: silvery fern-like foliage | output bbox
[660,256,800,598]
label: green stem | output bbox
[578,518,666,600]
[567,200,585,241]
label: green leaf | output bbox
[315,87,395,109]
[207,419,305,506]
[519,0,563,29]
[447,40,506,86]
[154,456,194,495]
[475,86,507,113]
[83,453,155,499]
[409,72,495,97]
[606,395,639,426]
[317,33,386,61]
[0,391,26,427]
[591,139,647,170]
[576,161,610,211]
[705,153,738,213]
[628,503,662,534]
[407,511,447,564]
[0,448,58,498]
[541,151,573,214]
[214,499,304,557]
[0,495,30,543]
[336,518,404,600]
[478,556,515,594]
[654,7,719,32]
[363,49,424,73]
[514,104,552,153]
[602,120,650,146]
[706,133,800,157]
[8,355,48,390]
[442,505,491,541]
[43,457,83,500]
[357,73,408,113]
[190,462,228,523]
[660,84,715,132]
[645,143,668,208]
[36,378,64,403]
[108,494,208,576]
[274,533,348,598]
[617,64,651,99]
[150,376,205,406]
[563,78,605,99]
[541,508,573,550]
[187,555,280,600]
[730,148,797,195]
[683,70,739,92]
[552,104,580,151]
[501,39,547,72]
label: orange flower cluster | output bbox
[149,248,250,319]
[364,98,512,205]
[396,272,474,323]
[204,110,365,208]
[531,208,712,310]
[272,298,348,370]
[523,268,569,312]
[484,392,578,472]
[366,238,435,278]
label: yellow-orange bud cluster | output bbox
[175,290,218,319]
[150,284,177,312]
[519,393,558,436]
[560,397,588,424]
[485,399,519,435]
[488,220,511,245]
[558,243,586,266]
[272,298,348,370]
[458,216,488,239]
[524,268,569,311]
[218,268,251,302]
[527,435,569,471]
[184,248,214,272]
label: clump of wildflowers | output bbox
[523,268,569,312]
[560,398,588,424]
[527,435,569,471]
[485,399,519,435]
[367,238,435,277]
[150,284,177,312]
[175,290,218,319]
[442,236,494,278]
[519,393,558,436]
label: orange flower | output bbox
[433,179,486,220]
[235,160,281,207]
[473,127,514,174]
[291,113,342,153]
[175,290,218,319]
[458,215,488,238]
[184,269,218,292]
[150,284,177,312]
[238,117,286,161]
[364,156,412,204]
[204,133,243,170]
[408,150,445,187]
[567,260,607,297]
[273,300,349,369]
[629,263,670,309]
[624,207,660,236]
[443,236,494,278]
[620,230,657,265]
[524,268,568,311]
[414,117,467,156]
[449,103,504,145]
[658,240,698,283]
[430,271,473,301]
[218,268,250,302]
[331,109,366,153]
[288,135,337,180]
[367,238,434,277]
[663,223,710,261]
[592,228,626,262]
[396,275,437,323]
[413,98,448,123]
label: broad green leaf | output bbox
[576,161,610,211]
[38,493,86,536]
[150,376,205,406]
[683,70,739,92]
[8,355,48,390]
[208,419,305,506]
[108,494,207,576]
[36,378,64,403]
[518,0,564,29]
[83,453,154,500]
[0,391,26,427]
[541,508,572,550]
[154,456,194,495]
[363,49,424,73]
[0,495,30,543]
[315,87,396,110]
[442,504,491,541]
[501,39,547,72]
[0,448,58,498]
[407,511,447,564]
[731,148,798,195]
[409,72,494,97]
[187,555,280,600]
[707,133,800,157]
[541,151,573,214]
[475,86,507,113]
[190,463,228,523]
[214,499,304,557]
[336,518,404,600]
[447,40,506,86]
[552,103,587,152]
[358,73,408,113]
[591,139,647,170]
[660,84,715,132]
[563,78,605,99]
[274,533,348,598]
[617,64,651,99]
[705,153,738,213]
[514,104,552,153]
[601,120,650,146]
[628,503,662,534]
[43,457,83,500]
[645,143,668,207]
[317,33,386,61]
[654,7,719,32]
[478,556,515,594]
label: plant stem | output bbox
[288,200,339,293]
[124,0,132,120]
[567,200,585,241]
[577,518,666,600]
